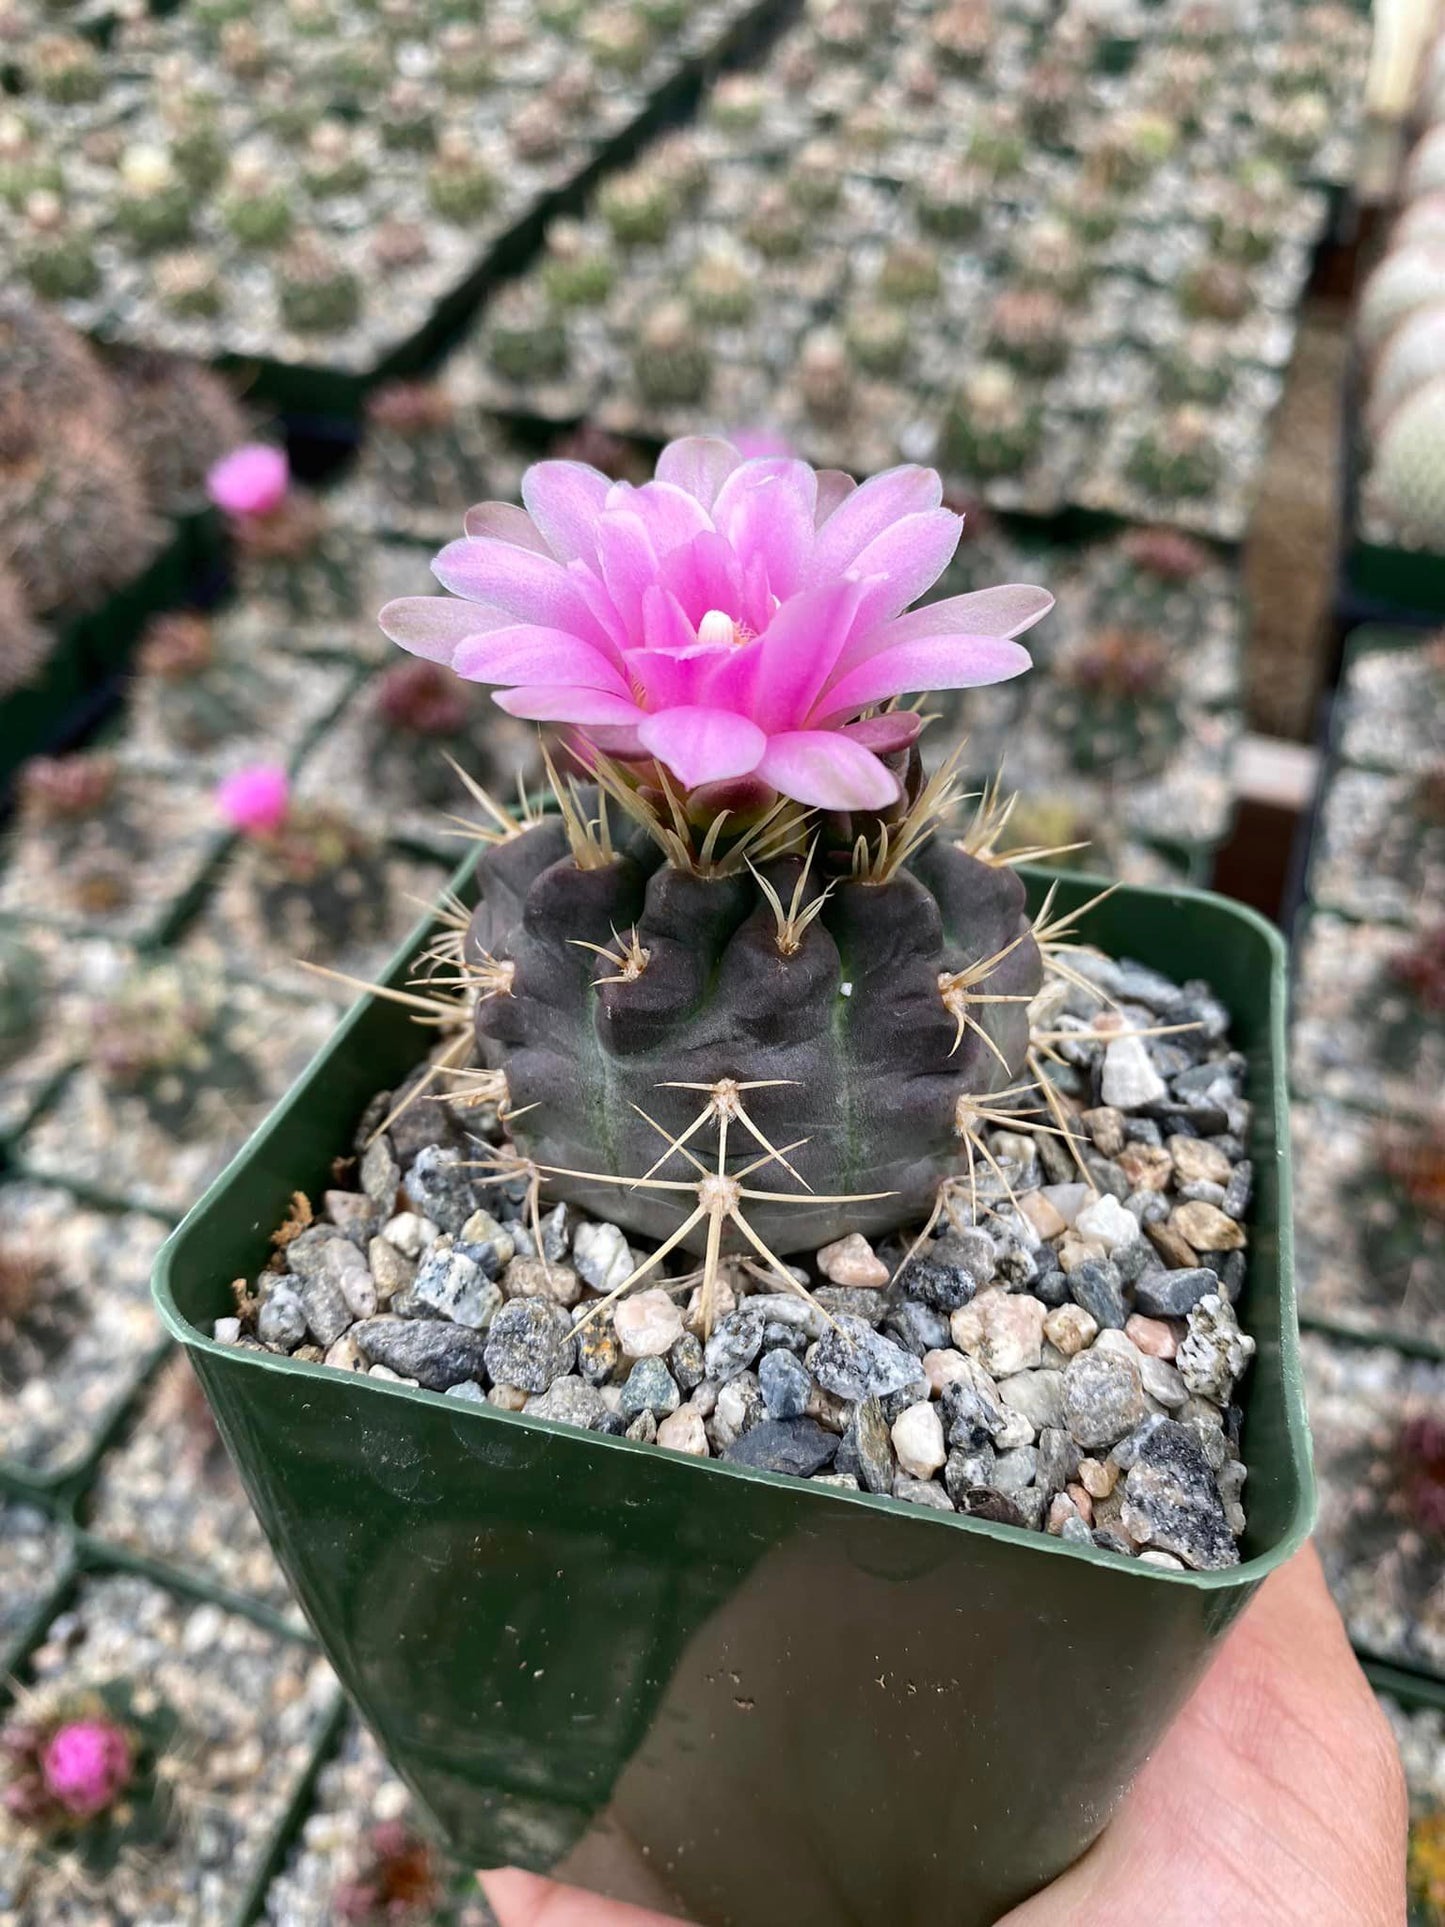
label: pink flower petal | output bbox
[813,468,858,527]
[805,464,943,579]
[619,480,714,558]
[462,502,552,552]
[881,584,1055,644]
[658,530,747,627]
[494,686,645,724]
[755,731,900,811]
[705,579,864,732]
[207,443,289,518]
[844,507,962,632]
[378,595,510,662]
[521,462,611,564]
[579,722,647,758]
[432,537,607,642]
[452,626,632,692]
[595,510,661,637]
[813,634,1033,722]
[654,436,741,511]
[840,711,924,755]
[636,706,767,788]
[711,458,818,600]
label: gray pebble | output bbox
[813,1286,889,1326]
[670,1331,706,1393]
[884,1299,951,1356]
[360,1135,400,1214]
[403,1145,479,1235]
[709,1372,764,1450]
[576,1321,620,1386]
[1036,1427,1081,1495]
[1222,1161,1253,1218]
[1120,1417,1239,1570]
[619,1358,680,1421]
[1133,1268,1218,1320]
[407,1245,502,1330]
[939,1360,1008,1449]
[368,1236,414,1305]
[299,1267,353,1350]
[626,1410,658,1443]
[893,1475,954,1511]
[993,1445,1039,1492]
[324,1190,377,1243]
[759,1348,812,1420]
[835,1395,893,1494]
[1063,1346,1149,1450]
[571,1220,632,1294]
[445,1380,487,1403]
[723,1418,838,1476]
[810,1316,921,1402]
[997,1368,1066,1431]
[524,1375,610,1432]
[483,1298,576,1394]
[944,1446,996,1503]
[257,1279,307,1350]
[1140,1355,1187,1409]
[704,1307,767,1380]
[812,1472,861,1490]
[352,1315,489,1390]
[1069,1260,1127,1331]
[1060,1517,1095,1546]
[539,1202,571,1263]
[1178,1295,1255,1403]
[896,1234,981,1311]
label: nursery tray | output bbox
[154,865,1312,1927]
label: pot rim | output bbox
[152,862,1317,1595]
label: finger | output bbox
[479,1867,692,1927]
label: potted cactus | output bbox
[207,443,368,622]
[156,438,1310,1927]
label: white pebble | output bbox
[382,1211,439,1257]
[816,1232,889,1288]
[614,1287,685,1358]
[212,1317,241,1344]
[891,1401,946,1479]
[1101,1034,1167,1109]
[1074,1194,1140,1249]
[656,1407,710,1456]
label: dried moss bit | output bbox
[334,1819,443,1923]
[269,1191,315,1250]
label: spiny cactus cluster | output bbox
[91,963,262,1135]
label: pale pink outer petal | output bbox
[378,595,510,662]
[804,464,944,579]
[451,626,632,692]
[843,507,962,632]
[754,731,901,811]
[880,584,1055,644]
[657,530,747,626]
[840,711,924,754]
[636,706,768,788]
[618,480,715,557]
[813,468,858,527]
[654,436,742,511]
[710,458,818,601]
[432,537,609,643]
[462,502,551,551]
[812,635,1032,722]
[521,462,611,563]
[594,510,661,638]
[639,584,699,655]
[494,686,645,724]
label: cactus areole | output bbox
[380,438,1054,1255]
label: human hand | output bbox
[479,1544,1407,1927]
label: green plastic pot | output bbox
[154,869,1313,1927]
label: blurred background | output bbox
[2,0,1445,1918]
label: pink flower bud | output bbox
[216,763,290,835]
[206,443,291,519]
[40,1720,132,1817]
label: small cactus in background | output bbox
[1011,216,1091,303]
[436,23,493,92]
[687,243,755,326]
[113,146,194,253]
[1125,405,1222,499]
[967,104,1026,177]
[548,422,652,484]
[744,181,807,261]
[913,156,988,239]
[216,765,397,961]
[508,93,566,162]
[1158,326,1235,405]
[363,381,495,516]
[633,300,710,407]
[1210,167,1291,265]
[1055,175,1120,244]
[1399,1414,1445,1538]
[1359,246,1445,356]
[133,609,279,753]
[1367,304,1445,438]
[796,327,853,421]
[876,240,942,308]
[365,659,538,812]
[1369,377,1445,547]
[277,232,361,335]
[540,219,616,308]
[987,288,1070,377]
[0,114,62,211]
[18,751,118,829]
[27,32,102,104]
[486,284,569,384]
[209,442,364,619]
[1179,256,1252,323]
[304,121,371,199]
[0,929,45,1070]
[159,92,228,195]
[155,249,225,318]
[18,192,99,302]
[598,164,676,248]
[1021,57,1078,141]
[932,0,992,73]
[92,965,265,1132]
[843,301,909,378]
[1086,110,1178,192]
[1046,625,1183,775]
[333,1819,443,1924]
[939,362,1043,478]
[427,128,496,223]
[0,562,50,697]
[107,350,249,515]
[0,416,160,619]
[222,152,295,250]
[707,73,767,135]
[380,79,436,153]
[583,3,653,74]
[1258,90,1329,162]
[786,139,844,215]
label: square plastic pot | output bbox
[153,868,1314,1927]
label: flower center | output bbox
[697,607,745,648]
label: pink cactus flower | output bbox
[206,443,291,520]
[216,763,290,835]
[40,1720,132,1818]
[731,427,793,460]
[379,437,1051,812]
